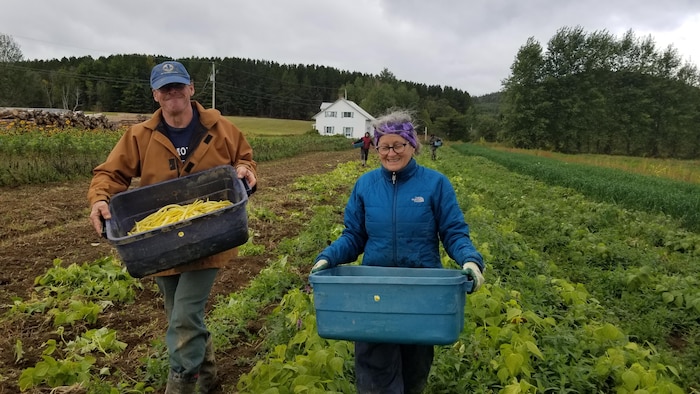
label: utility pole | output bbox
[211,62,216,109]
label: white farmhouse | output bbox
[312,98,375,140]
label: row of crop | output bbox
[5,146,698,392]
[458,144,700,233]
[0,129,352,187]
[1,155,365,392]
[5,236,309,392]
[436,147,700,389]
[6,257,155,392]
[235,148,697,392]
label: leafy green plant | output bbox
[237,289,355,394]
[49,299,104,326]
[35,257,142,304]
[238,230,265,256]
[18,338,96,391]
[64,327,127,356]
[138,340,169,388]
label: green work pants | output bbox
[155,268,218,380]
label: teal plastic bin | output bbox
[309,266,473,345]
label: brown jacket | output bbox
[87,101,256,276]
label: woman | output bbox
[312,109,484,393]
[354,131,374,166]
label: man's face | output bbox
[152,83,194,114]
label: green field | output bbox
[235,146,699,393]
[226,116,314,136]
[97,112,315,136]
[2,121,699,392]
[0,120,346,187]
[488,144,700,184]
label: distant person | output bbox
[87,60,257,394]
[354,131,374,166]
[429,134,443,160]
[311,109,484,394]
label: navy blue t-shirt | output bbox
[165,110,199,162]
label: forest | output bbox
[500,27,700,159]
[1,26,699,158]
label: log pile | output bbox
[0,108,117,130]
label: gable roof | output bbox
[312,98,375,121]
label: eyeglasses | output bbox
[376,143,408,154]
[157,83,188,93]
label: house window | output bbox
[342,111,353,118]
[325,111,337,118]
[344,127,353,137]
[324,126,334,134]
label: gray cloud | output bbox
[2,0,698,96]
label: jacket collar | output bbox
[380,157,418,182]
[143,101,220,131]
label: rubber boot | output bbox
[197,337,218,393]
[165,371,197,394]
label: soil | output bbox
[0,149,359,394]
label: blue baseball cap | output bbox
[150,61,191,89]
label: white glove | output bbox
[461,262,484,293]
[311,259,329,273]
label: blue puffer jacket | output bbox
[316,158,484,271]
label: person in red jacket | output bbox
[87,61,257,394]
[354,131,374,166]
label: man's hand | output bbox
[236,166,257,189]
[89,201,110,236]
[461,262,484,293]
[311,259,329,273]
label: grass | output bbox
[225,116,314,136]
[458,143,700,232]
[487,144,700,184]
[94,112,315,136]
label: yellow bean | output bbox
[128,199,233,235]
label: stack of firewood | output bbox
[0,107,117,129]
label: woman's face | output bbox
[376,134,414,172]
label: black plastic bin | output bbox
[105,165,249,278]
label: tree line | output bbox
[3,28,699,159]
[499,26,700,159]
[0,33,476,141]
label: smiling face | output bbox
[152,83,195,116]
[376,133,415,172]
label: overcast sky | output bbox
[2,0,699,96]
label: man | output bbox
[429,134,442,160]
[87,60,257,393]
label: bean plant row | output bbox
[237,147,698,393]
[5,144,699,393]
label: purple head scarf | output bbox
[373,122,418,148]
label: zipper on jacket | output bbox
[392,171,398,262]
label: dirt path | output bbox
[0,149,360,393]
